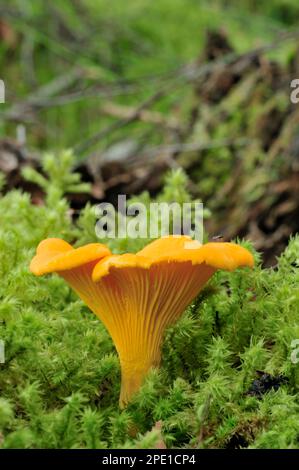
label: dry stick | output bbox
[2,68,85,121]
[139,138,252,161]
[85,138,252,177]
[74,88,167,155]
[2,84,143,121]
[27,84,142,107]
[104,138,252,171]
[100,101,181,131]
[134,138,253,175]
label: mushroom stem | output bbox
[119,346,161,408]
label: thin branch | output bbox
[100,101,181,131]
[2,68,85,121]
[74,88,167,154]
[139,137,252,161]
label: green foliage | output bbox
[0,152,298,449]
[0,0,296,150]
[22,150,91,207]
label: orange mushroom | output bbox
[30,238,111,313]
[30,236,254,407]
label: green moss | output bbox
[0,152,298,449]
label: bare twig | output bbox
[3,67,85,121]
[74,88,167,154]
[100,101,180,130]
[139,137,252,161]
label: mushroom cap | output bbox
[30,238,111,276]
[92,235,254,281]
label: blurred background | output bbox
[1,0,299,265]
